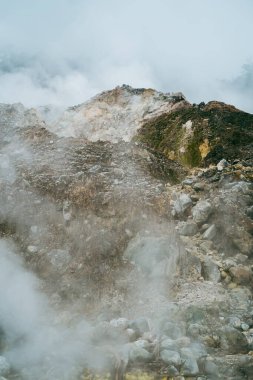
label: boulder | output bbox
[178,221,198,236]
[218,326,249,354]
[133,339,150,350]
[201,257,221,283]
[129,345,152,362]
[128,317,150,336]
[202,224,217,241]
[160,338,177,351]
[229,265,253,286]
[181,357,199,376]
[160,349,181,366]
[192,201,212,225]
[173,193,192,216]
[232,231,253,256]
[193,182,206,191]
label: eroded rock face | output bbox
[48,85,188,142]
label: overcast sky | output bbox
[0,0,253,111]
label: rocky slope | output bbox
[0,85,253,380]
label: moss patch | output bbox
[137,102,253,168]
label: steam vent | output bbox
[1,85,253,380]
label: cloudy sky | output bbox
[0,0,253,111]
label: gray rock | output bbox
[187,323,204,338]
[178,221,198,236]
[199,240,214,253]
[173,193,192,215]
[126,328,138,342]
[219,326,248,354]
[0,356,10,377]
[193,182,206,191]
[246,205,253,219]
[192,200,212,225]
[128,317,150,335]
[204,358,219,377]
[232,231,253,256]
[202,224,217,240]
[230,287,252,309]
[229,265,253,285]
[129,345,152,362]
[227,316,241,329]
[160,349,181,366]
[163,321,184,339]
[235,253,248,263]
[160,338,177,351]
[181,357,199,376]
[223,258,237,271]
[244,331,253,350]
[166,366,180,376]
[201,223,210,231]
[124,236,177,274]
[241,323,250,331]
[180,345,205,376]
[230,181,252,194]
[175,336,191,348]
[201,257,220,283]
[181,343,207,361]
[182,178,196,186]
[133,339,150,350]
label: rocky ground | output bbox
[0,85,253,379]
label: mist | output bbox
[0,108,186,378]
[0,0,253,111]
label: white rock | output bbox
[110,318,128,329]
[217,159,229,171]
[203,224,217,240]
[27,245,38,254]
[49,85,186,143]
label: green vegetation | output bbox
[137,102,253,167]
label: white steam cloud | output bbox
[0,0,252,110]
[0,240,121,380]
[0,240,89,379]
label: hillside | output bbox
[0,86,253,380]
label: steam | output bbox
[220,63,253,113]
[0,126,185,378]
[0,240,88,379]
[0,239,128,380]
[0,0,253,110]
